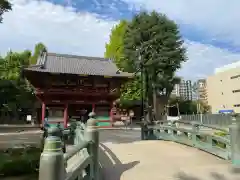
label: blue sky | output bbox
[1,0,240,80]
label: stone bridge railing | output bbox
[141,117,240,169]
[38,113,100,180]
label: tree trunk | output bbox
[153,92,168,120]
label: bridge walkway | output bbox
[99,129,238,180]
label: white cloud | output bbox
[123,0,240,47]
[0,0,116,56]
[1,0,240,80]
[177,40,240,80]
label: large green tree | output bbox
[123,11,187,120]
[30,42,47,64]
[105,20,141,101]
[0,0,11,23]
[0,50,34,117]
[0,42,47,122]
[105,20,129,71]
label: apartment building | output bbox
[179,80,192,100]
[171,84,180,97]
[207,61,240,113]
[196,79,208,104]
[171,80,193,100]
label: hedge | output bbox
[0,145,41,177]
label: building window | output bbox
[234,104,240,107]
[221,92,224,95]
[222,105,225,108]
[220,80,222,82]
[232,89,240,93]
[231,74,240,79]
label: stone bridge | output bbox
[19,118,239,180]
[99,129,237,180]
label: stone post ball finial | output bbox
[47,127,61,137]
[89,111,96,118]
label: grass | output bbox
[213,131,228,149]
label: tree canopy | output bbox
[123,11,186,87]
[30,42,47,65]
[0,0,11,23]
[0,43,47,122]
[168,97,210,115]
[105,20,142,101]
[105,20,129,71]
[105,11,187,119]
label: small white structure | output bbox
[26,115,32,122]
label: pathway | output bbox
[99,129,238,180]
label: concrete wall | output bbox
[207,66,240,113]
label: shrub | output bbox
[0,145,41,177]
[214,131,228,137]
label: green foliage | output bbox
[0,50,35,114]
[120,77,141,101]
[123,11,186,110]
[105,20,141,100]
[123,11,186,79]
[168,97,210,115]
[30,43,47,65]
[0,0,11,23]
[0,146,40,176]
[214,131,228,137]
[105,12,186,107]
[105,20,130,71]
[0,43,46,119]
[198,100,211,113]
[169,97,197,114]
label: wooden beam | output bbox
[43,100,111,105]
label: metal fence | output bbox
[180,114,232,127]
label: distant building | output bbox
[171,80,192,100]
[196,79,208,104]
[207,60,240,113]
[171,84,180,97]
[179,80,192,100]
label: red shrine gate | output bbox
[23,51,133,128]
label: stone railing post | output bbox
[140,117,148,140]
[85,112,99,180]
[229,113,240,170]
[39,127,65,180]
[191,122,199,145]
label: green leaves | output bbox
[106,11,187,110]
[104,20,141,100]
[0,43,44,115]
[30,43,47,65]
[168,97,210,114]
[0,0,11,23]
[120,77,142,101]
[124,11,186,77]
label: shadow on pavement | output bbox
[175,171,240,180]
[99,143,139,180]
[99,129,141,144]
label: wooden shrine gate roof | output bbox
[24,51,133,78]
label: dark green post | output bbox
[229,113,240,171]
[140,117,147,140]
[191,122,199,146]
[85,112,99,180]
[39,127,65,180]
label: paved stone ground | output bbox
[0,131,42,149]
[99,130,239,180]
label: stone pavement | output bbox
[99,130,238,180]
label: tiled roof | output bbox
[24,52,133,78]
